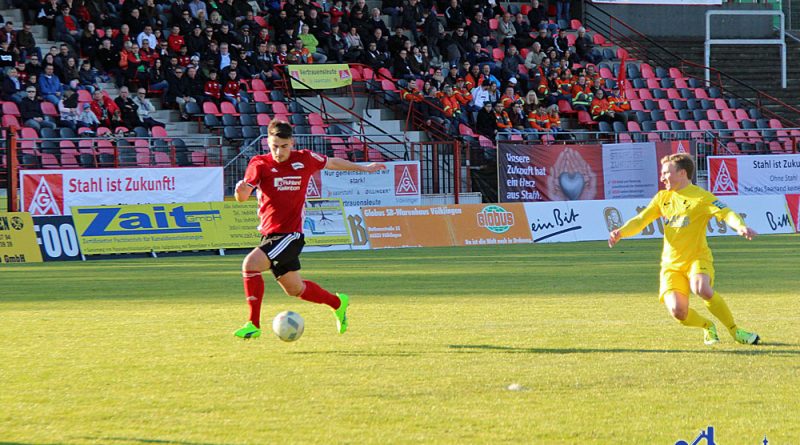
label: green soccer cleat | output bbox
[703,324,720,345]
[333,293,349,334]
[234,321,261,339]
[734,328,760,345]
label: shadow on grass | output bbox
[78,438,242,445]
[448,344,800,356]
[290,351,419,357]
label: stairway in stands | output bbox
[651,37,800,125]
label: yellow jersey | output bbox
[618,184,746,268]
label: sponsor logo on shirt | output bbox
[291,162,305,170]
[274,176,303,191]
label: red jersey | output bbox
[243,150,328,234]
[204,80,221,99]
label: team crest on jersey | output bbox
[24,174,64,215]
[291,162,305,170]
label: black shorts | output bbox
[257,232,305,279]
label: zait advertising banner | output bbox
[708,155,800,196]
[20,167,224,216]
[499,143,676,203]
[362,204,533,248]
[0,212,43,264]
[288,64,352,90]
[72,200,351,255]
[524,195,795,244]
[306,161,421,207]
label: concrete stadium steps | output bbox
[649,37,800,125]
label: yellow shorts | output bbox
[659,259,715,302]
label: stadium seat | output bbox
[288,101,304,113]
[291,114,308,125]
[220,101,239,116]
[669,121,685,131]
[706,109,721,121]
[133,126,149,138]
[2,115,20,128]
[256,113,271,126]
[222,114,239,127]
[78,152,96,168]
[41,102,58,118]
[577,111,597,127]
[203,101,222,117]
[223,126,243,140]
[664,110,679,121]
[151,126,168,138]
[240,113,256,127]
[650,110,665,121]
[700,99,713,110]
[252,91,270,103]
[271,102,288,114]
[60,127,78,139]
[492,48,504,61]
[598,121,613,134]
[678,109,692,120]
[238,102,255,115]
[185,101,202,117]
[250,79,267,91]
[270,90,286,102]
[308,113,325,126]
[2,101,20,116]
[669,68,685,79]
[204,114,221,129]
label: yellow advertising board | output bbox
[72,200,350,255]
[362,204,533,249]
[0,212,44,264]
[287,64,353,90]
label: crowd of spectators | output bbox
[0,0,617,140]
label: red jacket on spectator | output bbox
[178,55,191,66]
[527,109,550,131]
[90,96,121,127]
[401,87,423,103]
[590,96,613,120]
[168,34,185,53]
[205,80,222,100]
[439,92,461,118]
[223,80,242,100]
[290,47,313,64]
[454,87,472,106]
[609,94,630,113]
[500,93,521,109]
[465,73,483,91]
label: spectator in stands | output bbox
[363,40,388,70]
[475,100,497,140]
[391,48,416,80]
[556,0,571,25]
[527,0,546,29]
[189,0,207,19]
[494,101,512,133]
[344,26,364,61]
[132,87,164,128]
[17,22,40,62]
[575,27,600,65]
[496,12,515,48]
[466,41,491,68]
[468,11,494,49]
[20,86,58,131]
[513,13,533,49]
[608,89,631,121]
[204,69,222,103]
[408,45,429,78]
[55,6,81,50]
[0,21,17,49]
[401,0,424,42]
[115,86,143,129]
[533,27,550,51]
[38,64,63,105]
[480,63,500,88]
[524,41,545,73]
[77,102,101,129]
[553,28,568,58]
[37,0,59,40]
[470,79,492,111]
[298,26,327,63]
[443,64,459,86]
[501,45,525,84]
[444,0,466,31]
[509,100,530,131]
[326,24,346,62]
[0,40,17,72]
[121,43,149,88]
[137,24,157,50]
[222,69,247,105]
[78,60,100,93]
[57,89,81,130]
[80,23,101,62]
[590,88,627,124]
[527,104,550,133]
[500,82,520,108]
[382,0,403,29]
[567,74,590,111]
[2,67,26,103]
[167,66,194,119]
[61,56,80,90]
[523,89,539,114]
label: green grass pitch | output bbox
[1,235,798,444]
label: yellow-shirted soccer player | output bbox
[608,153,760,345]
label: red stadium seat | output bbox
[251,79,267,91]
[578,111,597,127]
[674,78,689,89]
[489,18,498,30]
[256,113,271,126]
[558,100,576,116]
[658,99,672,111]
[20,127,39,139]
[627,121,641,132]
[640,64,656,79]
[41,153,60,168]
[271,102,288,114]
[492,47,504,61]
[78,139,95,154]
[2,101,20,116]
[667,88,681,100]
[735,109,750,121]
[769,119,784,129]
[220,101,239,116]
[664,110,679,121]
[669,67,685,79]
[308,113,324,126]
[252,91,270,102]
[203,101,221,116]
[151,126,168,138]
[77,90,92,102]
[41,101,58,117]
[694,88,708,99]
[630,100,644,111]
[2,115,20,128]
[570,19,582,30]
[714,98,728,110]
[706,109,721,121]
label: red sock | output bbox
[300,280,340,309]
[243,271,265,328]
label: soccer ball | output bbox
[272,311,304,342]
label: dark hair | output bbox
[268,120,293,139]
[661,153,695,179]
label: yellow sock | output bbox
[679,308,712,329]
[704,292,737,335]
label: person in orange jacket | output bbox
[494,101,512,132]
[527,104,551,133]
[590,88,626,124]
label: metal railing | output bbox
[584,1,800,127]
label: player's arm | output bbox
[708,197,757,240]
[325,156,387,173]
[234,180,255,202]
[608,195,662,248]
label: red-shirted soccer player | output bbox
[233,120,387,339]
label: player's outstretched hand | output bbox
[737,226,757,240]
[362,162,387,173]
[608,229,621,248]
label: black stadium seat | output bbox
[222,114,239,127]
